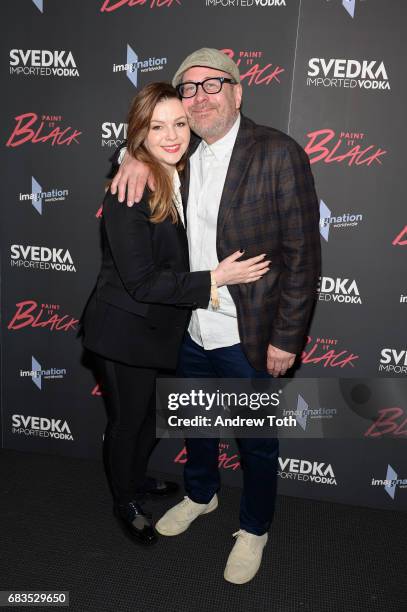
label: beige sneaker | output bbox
[155,494,218,536]
[224,529,268,584]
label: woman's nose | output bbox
[165,127,177,141]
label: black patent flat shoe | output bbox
[114,501,158,545]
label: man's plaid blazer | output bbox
[181,114,321,371]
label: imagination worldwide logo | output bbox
[342,0,355,17]
[371,464,407,499]
[282,394,337,431]
[20,355,66,390]
[32,0,43,12]
[113,44,167,88]
[319,199,363,242]
[18,177,69,215]
[326,0,367,19]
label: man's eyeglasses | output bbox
[176,77,237,99]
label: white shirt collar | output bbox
[172,169,181,193]
[200,114,241,161]
[172,169,184,226]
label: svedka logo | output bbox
[319,199,363,242]
[8,301,79,333]
[307,58,390,90]
[101,122,128,147]
[10,49,79,77]
[222,49,284,86]
[5,114,82,147]
[101,0,181,11]
[301,336,359,369]
[205,0,286,7]
[19,176,69,215]
[20,356,66,390]
[304,130,387,166]
[379,349,407,376]
[12,414,73,441]
[317,276,362,304]
[10,245,76,272]
[113,45,167,88]
[278,457,337,486]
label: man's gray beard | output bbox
[189,112,238,143]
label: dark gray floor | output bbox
[0,449,406,612]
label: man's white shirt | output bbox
[187,114,241,350]
[172,170,184,226]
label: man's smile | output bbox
[191,106,216,116]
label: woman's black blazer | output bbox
[82,190,211,369]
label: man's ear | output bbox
[234,84,243,110]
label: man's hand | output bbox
[110,151,154,206]
[267,344,296,377]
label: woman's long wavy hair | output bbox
[126,82,188,224]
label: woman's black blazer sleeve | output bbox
[102,191,211,308]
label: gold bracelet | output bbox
[210,271,220,310]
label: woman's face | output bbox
[145,97,190,171]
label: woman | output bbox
[81,82,270,546]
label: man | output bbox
[111,48,321,584]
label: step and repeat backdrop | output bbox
[1,0,406,510]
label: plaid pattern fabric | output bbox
[182,115,321,370]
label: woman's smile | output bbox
[161,144,181,153]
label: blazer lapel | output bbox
[217,115,256,237]
[180,133,201,219]
[175,216,190,268]
[180,163,190,223]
